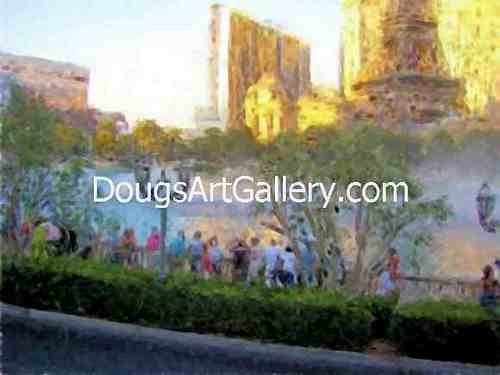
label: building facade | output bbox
[207,5,311,140]
[341,0,499,122]
[341,0,463,126]
[0,52,89,113]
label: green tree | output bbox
[162,127,189,161]
[1,86,60,250]
[0,85,102,253]
[93,117,119,159]
[54,122,89,158]
[115,133,137,158]
[1,86,59,168]
[189,126,261,171]
[258,125,451,290]
[132,119,166,157]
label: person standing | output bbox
[119,228,137,266]
[145,226,160,268]
[168,230,186,273]
[202,241,212,280]
[208,236,224,276]
[387,248,400,282]
[374,248,401,296]
[299,240,318,287]
[246,237,264,286]
[264,239,281,287]
[229,238,251,282]
[479,264,498,309]
[119,228,138,267]
[188,231,204,273]
[374,264,398,297]
[279,246,297,287]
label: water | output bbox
[91,168,261,249]
[91,161,500,278]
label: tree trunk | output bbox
[351,202,369,291]
[303,205,337,289]
[5,182,22,253]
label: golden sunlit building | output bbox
[244,74,296,142]
[206,4,311,141]
[341,0,499,123]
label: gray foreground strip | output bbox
[2,303,499,375]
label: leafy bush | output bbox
[390,300,500,365]
[350,295,398,338]
[9,256,498,365]
[1,256,377,351]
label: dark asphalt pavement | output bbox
[3,322,279,374]
[2,304,499,375]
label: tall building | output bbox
[205,4,311,141]
[342,0,500,122]
[341,0,462,126]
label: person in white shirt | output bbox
[208,237,224,276]
[264,239,281,287]
[375,266,397,296]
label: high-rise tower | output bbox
[206,4,311,139]
[342,0,462,126]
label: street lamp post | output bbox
[159,169,168,281]
[157,160,191,281]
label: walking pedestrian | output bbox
[479,264,498,308]
[188,231,204,273]
[264,239,282,287]
[299,240,318,287]
[208,236,224,276]
[229,237,251,282]
[278,246,296,287]
[118,228,138,267]
[145,226,160,268]
[168,230,186,273]
[202,241,212,280]
[246,237,264,286]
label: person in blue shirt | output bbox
[188,231,204,273]
[299,240,318,287]
[168,230,186,273]
[208,236,224,276]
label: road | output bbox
[2,304,498,375]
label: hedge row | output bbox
[1,256,393,351]
[2,256,499,365]
[390,300,500,366]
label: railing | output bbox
[133,250,236,279]
[104,248,482,301]
[399,275,480,302]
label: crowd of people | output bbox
[23,218,500,310]
[108,226,348,288]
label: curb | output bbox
[2,304,499,375]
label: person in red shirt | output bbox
[119,228,138,267]
[479,264,498,308]
[144,226,160,268]
[146,226,160,252]
[202,241,213,279]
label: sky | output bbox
[1,0,343,127]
